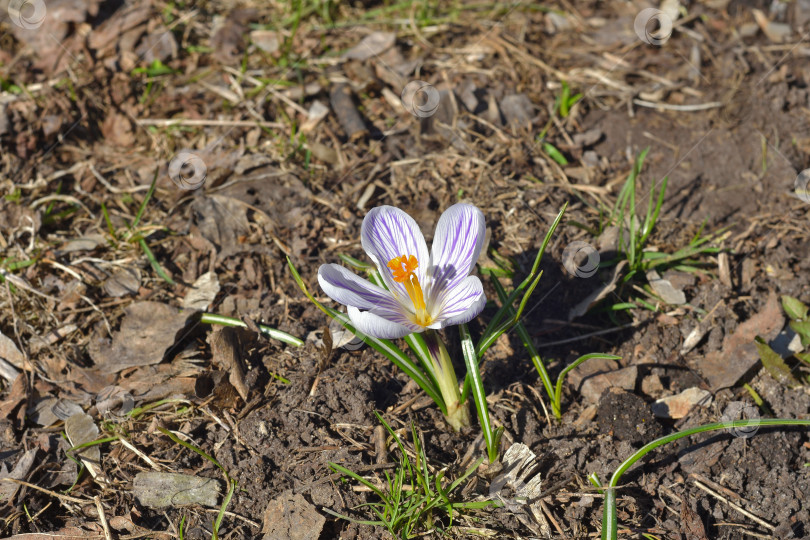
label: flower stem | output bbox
[424,330,470,431]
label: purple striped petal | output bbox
[348,306,422,339]
[361,206,430,302]
[430,275,486,328]
[428,204,485,300]
[319,264,422,338]
[318,264,397,310]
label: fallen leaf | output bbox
[65,413,107,485]
[183,271,220,311]
[647,269,687,305]
[103,267,141,297]
[263,491,326,540]
[699,292,784,390]
[0,331,25,369]
[0,448,38,503]
[651,387,712,419]
[7,526,104,540]
[250,30,280,53]
[95,385,134,418]
[88,301,191,373]
[133,472,221,508]
[681,496,709,540]
[191,195,251,258]
[208,327,249,402]
[342,31,396,60]
[211,10,256,64]
[755,338,801,388]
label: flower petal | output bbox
[348,306,421,339]
[428,203,486,300]
[318,264,397,311]
[361,206,430,302]
[431,275,486,328]
[320,264,424,337]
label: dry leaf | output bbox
[88,302,190,373]
[65,412,107,485]
[700,292,784,390]
[183,271,220,311]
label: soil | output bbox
[1,1,809,539]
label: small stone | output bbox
[262,491,325,540]
[580,365,637,404]
[573,128,602,147]
[499,93,534,129]
[647,269,687,305]
[250,30,279,53]
[641,374,665,396]
[566,355,618,389]
[583,150,600,168]
[651,387,712,419]
[573,404,598,426]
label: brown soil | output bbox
[1,1,809,539]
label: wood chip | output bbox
[208,326,249,402]
[329,84,368,141]
[0,330,25,369]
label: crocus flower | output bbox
[318,204,487,339]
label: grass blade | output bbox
[199,312,303,347]
[554,354,621,416]
[131,166,159,231]
[490,277,558,417]
[139,238,176,285]
[601,418,810,540]
[156,427,234,540]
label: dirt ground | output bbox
[1,0,810,538]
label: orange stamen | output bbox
[387,255,430,326]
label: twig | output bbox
[1,478,88,504]
[88,164,151,194]
[29,194,95,218]
[203,508,260,528]
[94,496,112,540]
[118,437,165,471]
[136,118,285,128]
[0,357,20,383]
[633,99,724,112]
[692,479,775,531]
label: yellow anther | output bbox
[387,255,419,283]
[387,255,430,326]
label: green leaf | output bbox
[490,276,558,418]
[782,295,809,321]
[754,337,801,388]
[459,323,500,462]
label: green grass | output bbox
[570,149,724,315]
[325,412,492,538]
